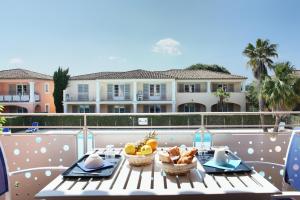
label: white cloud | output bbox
[108,56,119,60]
[9,57,24,66]
[107,56,127,63]
[152,38,182,55]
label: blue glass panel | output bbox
[0,147,8,195]
[285,130,300,191]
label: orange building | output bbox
[0,68,55,113]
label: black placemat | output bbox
[62,154,122,178]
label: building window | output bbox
[45,104,50,113]
[178,83,203,93]
[149,84,160,96]
[213,83,234,92]
[184,84,195,93]
[44,83,49,93]
[114,105,125,113]
[79,105,90,113]
[78,84,89,101]
[16,84,28,95]
[114,84,125,97]
[184,103,195,112]
[149,105,161,113]
[17,107,27,113]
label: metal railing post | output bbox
[83,114,88,154]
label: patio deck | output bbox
[0,112,298,200]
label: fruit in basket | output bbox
[140,145,153,155]
[124,143,136,155]
[146,139,158,151]
[124,131,158,155]
[135,131,158,152]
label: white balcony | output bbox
[0,94,40,102]
[1,112,298,200]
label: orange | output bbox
[146,139,158,151]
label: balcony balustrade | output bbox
[0,94,40,102]
[0,112,299,200]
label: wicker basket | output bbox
[124,152,156,166]
[160,158,197,175]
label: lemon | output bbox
[136,151,143,155]
[140,145,153,155]
[124,143,136,155]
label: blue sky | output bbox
[0,0,300,81]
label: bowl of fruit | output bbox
[159,146,198,175]
[124,131,158,166]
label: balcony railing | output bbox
[0,94,40,102]
[0,111,300,200]
[65,94,95,102]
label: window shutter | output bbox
[195,84,200,92]
[9,84,16,95]
[161,84,166,100]
[124,84,130,100]
[143,84,149,100]
[125,105,131,113]
[72,106,78,113]
[228,84,234,92]
[143,105,149,113]
[202,83,207,92]
[108,105,113,113]
[212,83,218,92]
[161,105,166,112]
[178,84,184,92]
[107,84,113,100]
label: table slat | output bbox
[139,163,153,190]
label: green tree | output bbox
[245,81,259,111]
[214,88,230,112]
[243,39,278,132]
[0,105,6,133]
[262,62,298,132]
[53,67,70,113]
[186,63,230,74]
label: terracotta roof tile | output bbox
[0,68,52,80]
[162,69,247,80]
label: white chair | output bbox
[137,91,143,101]
[278,122,286,132]
[35,94,40,101]
[0,141,68,200]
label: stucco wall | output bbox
[0,79,55,113]
[65,80,96,101]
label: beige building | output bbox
[63,69,247,113]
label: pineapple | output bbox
[135,131,157,152]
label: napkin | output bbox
[203,159,241,170]
[77,160,114,172]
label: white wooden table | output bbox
[36,148,280,200]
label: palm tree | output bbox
[243,39,278,132]
[214,88,230,112]
[262,62,297,132]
